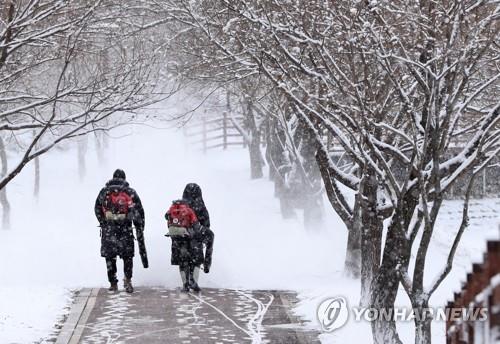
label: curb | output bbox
[279,293,312,344]
[55,288,99,344]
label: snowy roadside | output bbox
[0,286,71,343]
[292,199,500,343]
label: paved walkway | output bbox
[56,288,320,344]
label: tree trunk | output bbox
[275,166,295,219]
[264,118,295,218]
[344,216,362,278]
[0,136,11,229]
[264,118,276,181]
[295,121,324,230]
[360,171,383,307]
[370,260,406,344]
[249,135,264,179]
[414,301,432,344]
[245,100,264,179]
[370,191,418,344]
[78,136,88,180]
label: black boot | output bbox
[179,262,191,293]
[123,278,134,293]
[189,266,201,293]
[108,281,118,292]
[190,282,201,293]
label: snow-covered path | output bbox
[61,287,319,344]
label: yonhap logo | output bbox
[316,296,487,332]
[317,296,349,332]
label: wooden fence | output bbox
[186,121,500,199]
[446,239,500,344]
[184,112,246,153]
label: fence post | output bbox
[202,115,207,154]
[223,111,228,150]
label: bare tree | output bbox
[159,1,500,343]
[0,0,169,193]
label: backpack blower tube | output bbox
[135,226,149,269]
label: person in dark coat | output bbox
[166,183,214,292]
[95,169,145,293]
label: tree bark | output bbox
[370,251,407,344]
[360,170,383,306]
[245,100,264,179]
[344,215,361,278]
[249,136,264,179]
[264,117,296,218]
[370,190,418,344]
[294,120,324,230]
[413,300,432,344]
[264,117,276,182]
[0,2,15,70]
[0,136,11,229]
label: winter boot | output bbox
[180,264,191,292]
[190,282,201,293]
[189,266,201,292]
[123,278,134,293]
[108,281,118,292]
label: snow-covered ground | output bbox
[0,125,498,343]
[294,197,500,343]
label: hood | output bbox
[182,183,203,202]
[106,178,129,188]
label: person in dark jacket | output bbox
[166,183,214,292]
[95,169,145,293]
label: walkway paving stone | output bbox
[58,288,320,344]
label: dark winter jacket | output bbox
[167,184,214,269]
[95,178,145,258]
[183,183,210,228]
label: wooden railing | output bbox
[184,112,246,153]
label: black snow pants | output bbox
[106,257,133,283]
